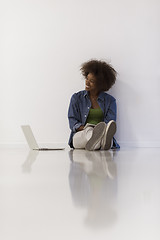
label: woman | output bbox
[68,59,120,151]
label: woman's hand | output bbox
[77,125,85,131]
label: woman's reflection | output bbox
[68,150,118,228]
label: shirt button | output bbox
[85,115,87,117]
[88,107,89,109]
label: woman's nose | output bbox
[86,79,89,85]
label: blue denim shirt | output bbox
[68,90,120,149]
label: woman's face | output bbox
[85,73,97,92]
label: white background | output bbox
[0,0,160,147]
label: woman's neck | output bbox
[89,90,99,98]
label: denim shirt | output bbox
[68,90,120,149]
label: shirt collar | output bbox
[84,90,89,97]
[84,90,105,101]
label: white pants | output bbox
[73,126,94,149]
[73,123,114,150]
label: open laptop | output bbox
[21,125,65,150]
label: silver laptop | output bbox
[21,125,65,150]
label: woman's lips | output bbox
[85,85,90,89]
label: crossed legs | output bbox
[73,121,116,151]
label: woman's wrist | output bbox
[77,125,84,131]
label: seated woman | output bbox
[68,59,120,151]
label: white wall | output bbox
[0,0,160,147]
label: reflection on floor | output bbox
[0,147,160,240]
[69,150,117,228]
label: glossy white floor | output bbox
[1,147,160,240]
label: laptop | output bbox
[21,125,65,150]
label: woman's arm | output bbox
[104,98,117,124]
[68,94,84,132]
